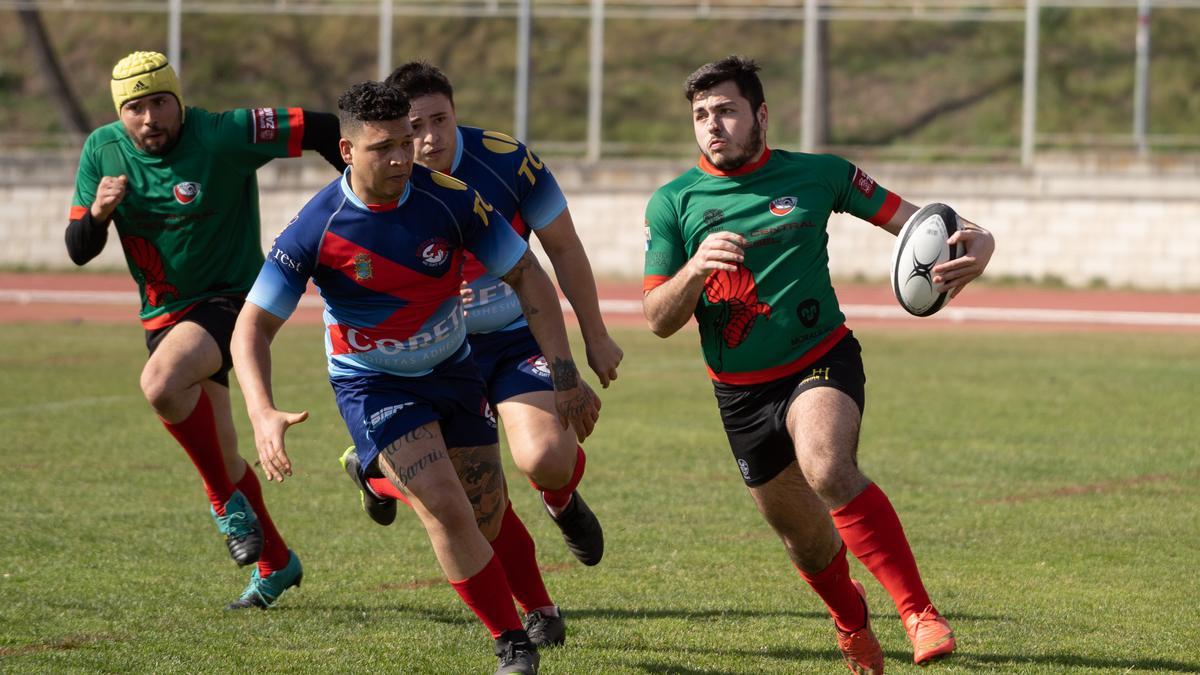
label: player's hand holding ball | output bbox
[937,217,994,299]
[892,203,995,316]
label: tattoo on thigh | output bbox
[392,448,447,486]
[551,357,579,391]
[382,427,435,459]
[452,445,505,529]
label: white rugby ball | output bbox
[890,203,963,317]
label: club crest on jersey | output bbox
[851,167,877,198]
[419,238,450,268]
[353,252,373,281]
[769,196,797,217]
[173,181,201,204]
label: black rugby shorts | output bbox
[712,331,866,486]
[145,295,245,387]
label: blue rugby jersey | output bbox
[450,127,568,334]
[247,165,528,377]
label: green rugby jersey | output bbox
[643,148,900,385]
[71,106,303,328]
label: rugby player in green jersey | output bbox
[64,51,344,610]
[643,56,995,674]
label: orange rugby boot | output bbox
[904,605,956,664]
[836,580,884,675]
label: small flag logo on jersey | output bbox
[419,238,450,268]
[251,107,278,143]
[173,181,201,204]
[851,167,877,198]
[353,252,373,281]
[769,196,797,216]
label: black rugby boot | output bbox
[545,491,604,566]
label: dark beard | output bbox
[134,128,180,156]
[704,118,763,171]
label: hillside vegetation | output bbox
[2,6,1198,157]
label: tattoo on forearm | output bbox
[551,357,579,391]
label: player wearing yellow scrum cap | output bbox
[107,51,185,155]
[110,51,184,118]
[65,49,347,611]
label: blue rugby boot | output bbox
[340,446,397,526]
[226,550,303,610]
[210,490,262,566]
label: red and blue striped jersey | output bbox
[449,126,568,334]
[247,165,528,377]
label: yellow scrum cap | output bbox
[110,51,184,120]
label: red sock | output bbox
[449,553,523,639]
[797,543,867,633]
[235,469,290,575]
[831,483,933,620]
[533,446,585,510]
[160,388,235,514]
[366,476,411,507]
[491,503,554,613]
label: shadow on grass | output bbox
[949,652,1200,673]
[627,643,1200,674]
[271,601,476,629]
[568,606,1008,624]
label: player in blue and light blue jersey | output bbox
[232,81,598,675]
[383,64,622,596]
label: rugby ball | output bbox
[890,203,962,317]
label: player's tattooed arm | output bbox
[503,248,602,441]
[502,254,540,319]
[551,357,579,391]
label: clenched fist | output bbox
[91,175,128,222]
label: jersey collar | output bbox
[339,167,411,212]
[449,126,465,174]
[698,146,771,177]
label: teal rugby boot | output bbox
[226,550,303,610]
[210,490,262,566]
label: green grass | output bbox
[1,323,1198,673]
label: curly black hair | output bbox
[385,61,454,106]
[337,80,411,135]
[684,55,765,113]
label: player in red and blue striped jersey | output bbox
[232,81,598,675]
[381,65,621,605]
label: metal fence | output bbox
[4,0,1199,163]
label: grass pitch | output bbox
[1,322,1198,674]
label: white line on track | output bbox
[3,289,1199,328]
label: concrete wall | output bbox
[5,151,1198,289]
